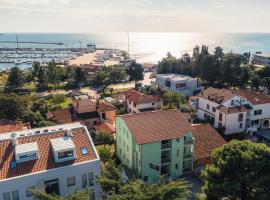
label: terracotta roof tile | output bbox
[232,89,270,105]
[217,105,248,114]
[199,87,236,104]
[121,110,192,144]
[192,124,226,167]
[95,122,115,134]
[0,127,97,180]
[0,120,30,134]
[46,108,72,124]
[124,90,162,105]
[98,101,116,113]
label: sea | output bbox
[1,32,270,70]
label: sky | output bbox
[0,0,269,33]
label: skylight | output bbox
[81,147,89,155]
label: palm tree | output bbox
[46,60,61,91]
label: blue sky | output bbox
[0,0,269,32]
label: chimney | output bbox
[11,133,17,147]
[66,128,73,137]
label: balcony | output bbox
[161,143,171,150]
[161,157,171,164]
[183,168,192,173]
[184,138,194,145]
[183,153,193,159]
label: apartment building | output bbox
[122,90,163,114]
[116,110,194,183]
[156,74,203,97]
[191,87,270,135]
[0,123,100,200]
[252,52,270,67]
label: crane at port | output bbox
[0,35,64,50]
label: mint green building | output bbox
[116,110,194,182]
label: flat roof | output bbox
[157,74,194,81]
[15,142,38,154]
[51,137,75,151]
[254,52,270,58]
[0,123,98,180]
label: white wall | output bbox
[197,97,219,120]
[0,160,101,200]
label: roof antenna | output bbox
[11,133,18,147]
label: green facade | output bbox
[116,116,194,183]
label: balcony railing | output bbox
[161,157,171,164]
[183,168,192,173]
[183,153,193,159]
[184,138,194,145]
[161,143,171,149]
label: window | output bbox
[165,80,171,87]
[231,100,234,106]
[219,113,223,121]
[176,149,179,157]
[26,187,35,197]
[238,113,243,122]
[212,107,216,112]
[239,123,243,129]
[133,103,136,107]
[82,174,87,188]
[176,138,180,142]
[3,192,11,200]
[11,191,19,200]
[176,83,186,88]
[127,145,129,152]
[254,110,262,115]
[252,120,259,125]
[58,150,73,159]
[19,153,36,160]
[175,164,178,169]
[207,104,210,110]
[88,172,94,186]
[143,176,148,182]
[152,102,154,106]
[67,176,76,186]
[93,121,97,125]
[204,113,208,119]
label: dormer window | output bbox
[51,137,76,163]
[15,142,39,163]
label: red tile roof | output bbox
[72,99,97,114]
[0,120,30,134]
[95,122,115,134]
[217,105,248,114]
[199,87,236,104]
[192,124,226,167]
[121,110,192,144]
[46,108,72,124]
[232,89,270,105]
[124,90,162,105]
[0,127,97,180]
[98,101,116,113]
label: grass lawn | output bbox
[59,97,72,109]
[24,82,36,91]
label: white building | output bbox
[191,87,270,135]
[0,123,101,200]
[156,74,203,97]
[252,52,270,67]
[121,90,163,114]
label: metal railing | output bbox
[161,143,171,149]
[183,153,193,159]
[184,138,194,145]
[161,157,171,164]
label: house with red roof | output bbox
[0,120,30,134]
[46,108,72,125]
[122,89,163,114]
[116,110,194,182]
[192,87,270,135]
[0,123,100,200]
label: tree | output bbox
[74,67,86,86]
[32,62,41,91]
[126,62,143,84]
[201,140,270,200]
[0,93,29,120]
[5,66,25,91]
[33,189,92,200]
[50,94,66,108]
[97,160,124,199]
[96,130,114,145]
[162,91,187,109]
[95,65,125,94]
[23,110,52,128]
[98,145,114,163]
[46,61,61,91]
